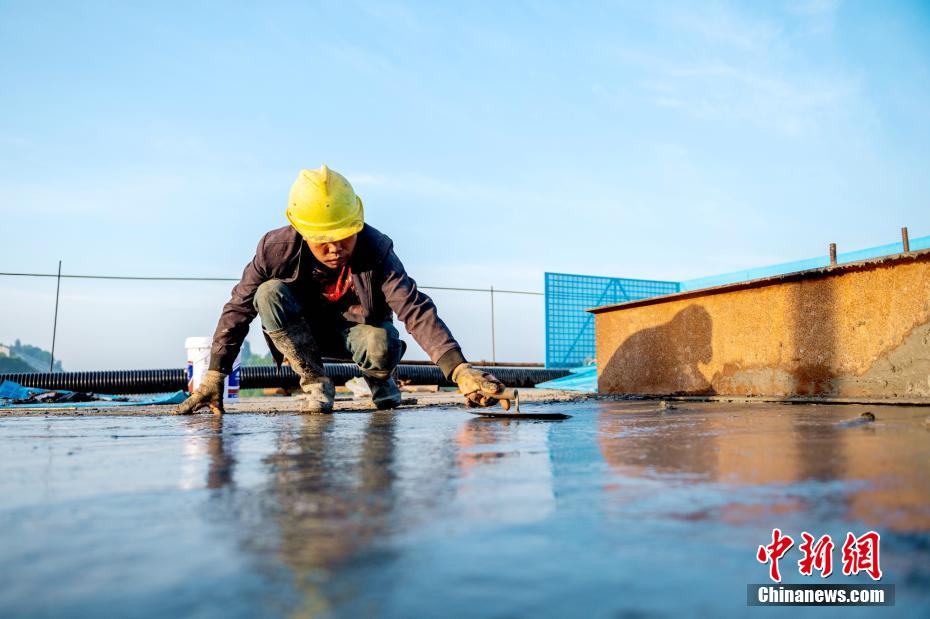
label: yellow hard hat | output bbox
[286,165,365,243]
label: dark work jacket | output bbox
[209,224,466,378]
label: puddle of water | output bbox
[0,401,928,617]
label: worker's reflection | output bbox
[264,412,398,616]
[178,415,236,491]
[205,416,235,489]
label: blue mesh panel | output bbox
[545,272,679,368]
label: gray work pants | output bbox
[253,279,405,380]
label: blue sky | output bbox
[2,0,929,369]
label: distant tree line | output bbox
[241,340,274,366]
[0,339,63,373]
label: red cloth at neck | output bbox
[321,265,354,302]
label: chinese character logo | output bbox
[756,528,794,583]
[757,529,882,582]
[798,532,834,578]
[842,531,882,581]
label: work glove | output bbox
[452,363,510,411]
[175,370,226,415]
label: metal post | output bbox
[829,243,837,266]
[50,260,62,372]
[490,285,496,363]
[902,227,910,253]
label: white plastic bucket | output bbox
[185,336,241,401]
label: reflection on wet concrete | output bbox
[0,401,928,617]
[179,415,237,490]
[597,402,930,532]
[454,419,555,524]
[263,413,398,617]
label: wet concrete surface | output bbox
[0,388,587,416]
[1,400,928,617]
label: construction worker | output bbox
[177,165,509,414]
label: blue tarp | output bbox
[535,365,598,392]
[0,380,186,410]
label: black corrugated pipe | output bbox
[0,365,572,395]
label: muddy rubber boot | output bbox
[266,319,335,414]
[363,375,402,410]
[298,378,335,414]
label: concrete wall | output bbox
[591,249,930,399]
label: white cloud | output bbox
[651,62,859,136]
[349,171,501,204]
[592,3,861,138]
[786,0,843,17]
[653,1,783,53]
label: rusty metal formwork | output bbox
[590,248,930,401]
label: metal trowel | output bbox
[467,388,572,420]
